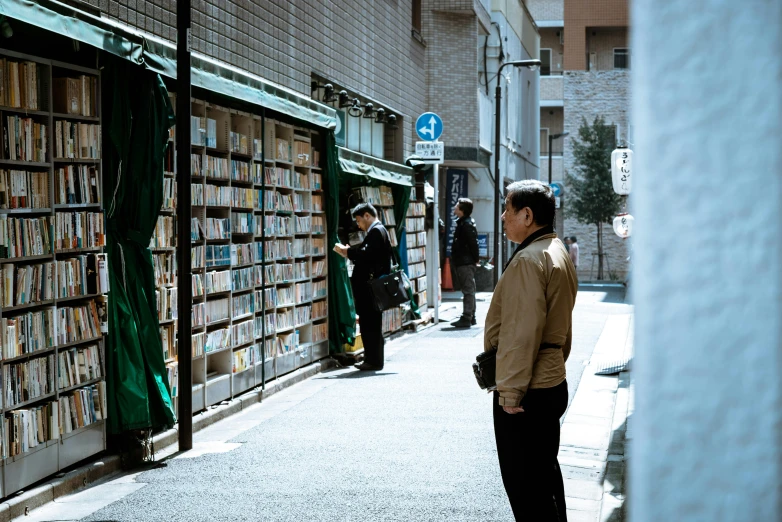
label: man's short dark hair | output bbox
[457,198,473,217]
[351,202,377,218]
[504,180,555,227]
[570,236,577,243]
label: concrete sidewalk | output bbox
[560,313,633,522]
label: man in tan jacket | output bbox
[484,180,577,521]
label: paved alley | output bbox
[22,287,631,522]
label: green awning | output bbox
[0,0,337,129]
[337,147,413,187]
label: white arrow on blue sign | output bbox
[550,182,563,197]
[415,112,443,141]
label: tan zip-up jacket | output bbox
[484,231,578,407]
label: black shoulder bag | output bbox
[367,227,412,312]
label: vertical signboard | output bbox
[444,168,468,257]
[334,109,346,147]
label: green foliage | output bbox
[565,116,621,225]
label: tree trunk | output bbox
[597,222,604,280]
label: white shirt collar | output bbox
[367,219,381,232]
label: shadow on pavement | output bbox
[315,371,399,380]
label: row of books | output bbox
[192,273,204,297]
[278,285,294,307]
[381,307,403,334]
[205,327,230,353]
[407,231,426,248]
[5,116,47,162]
[312,300,327,320]
[276,192,293,212]
[313,279,327,298]
[205,270,230,294]
[56,165,100,205]
[160,323,176,361]
[413,276,427,294]
[150,215,174,248]
[313,260,327,278]
[231,160,250,183]
[408,201,426,216]
[230,213,253,234]
[205,297,229,324]
[231,243,253,266]
[1,308,55,358]
[232,266,253,292]
[312,322,328,343]
[406,217,425,233]
[293,140,311,166]
[295,282,312,303]
[205,156,228,179]
[156,287,177,322]
[293,193,310,212]
[191,117,217,148]
[232,293,254,318]
[191,184,204,206]
[276,309,294,330]
[294,305,309,326]
[407,246,426,264]
[57,343,101,389]
[408,261,426,279]
[192,302,204,327]
[293,238,310,258]
[232,345,255,373]
[230,131,249,155]
[0,59,41,110]
[162,178,176,210]
[153,252,176,287]
[53,211,105,251]
[352,186,394,207]
[2,382,106,458]
[0,169,49,209]
[4,354,54,407]
[54,121,100,160]
[294,261,308,280]
[53,75,99,117]
[293,171,309,189]
[231,319,254,347]
[205,245,231,267]
[380,208,396,226]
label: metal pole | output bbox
[493,81,502,287]
[433,163,440,324]
[548,134,553,185]
[176,0,193,452]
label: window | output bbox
[614,48,630,69]
[412,0,422,33]
[540,49,552,76]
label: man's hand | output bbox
[333,243,349,258]
[503,405,525,414]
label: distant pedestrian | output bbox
[484,180,578,521]
[569,236,579,270]
[333,203,392,371]
[563,236,571,253]
[450,198,479,328]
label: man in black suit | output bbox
[333,202,392,371]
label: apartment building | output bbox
[528,0,631,279]
[422,0,540,278]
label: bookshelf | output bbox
[406,187,428,313]
[157,97,329,415]
[0,49,107,498]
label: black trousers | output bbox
[493,380,568,521]
[358,298,384,368]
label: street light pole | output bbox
[492,59,541,287]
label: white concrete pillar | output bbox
[631,2,782,520]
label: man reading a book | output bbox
[333,203,392,371]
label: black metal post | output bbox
[493,81,502,287]
[176,0,193,452]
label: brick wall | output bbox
[562,70,630,279]
[84,0,427,156]
[563,0,629,70]
[526,0,564,22]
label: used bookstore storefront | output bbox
[0,0,346,498]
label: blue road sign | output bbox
[415,112,443,141]
[550,182,563,197]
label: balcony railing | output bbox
[541,148,564,156]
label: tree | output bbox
[565,116,621,280]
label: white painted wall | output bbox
[631,2,782,520]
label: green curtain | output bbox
[326,133,357,353]
[103,57,177,433]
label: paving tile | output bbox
[564,478,604,500]
[561,423,612,450]
[567,497,601,512]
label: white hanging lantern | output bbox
[611,148,633,195]
[613,213,634,238]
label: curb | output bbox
[1,358,338,522]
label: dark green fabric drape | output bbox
[326,133,357,353]
[103,57,177,433]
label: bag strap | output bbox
[377,224,400,270]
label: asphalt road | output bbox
[65,286,627,522]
